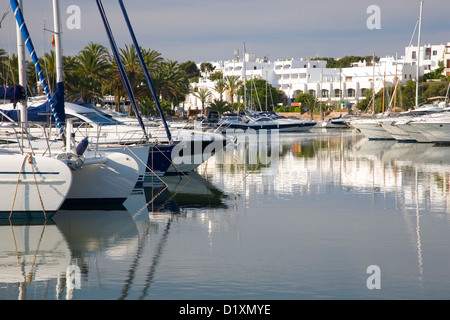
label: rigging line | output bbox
[0,4,10,28]
[117,0,172,143]
[139,218,172,300]
[9,153,28,218]
[95,0,149,141]
[10,0,64,137]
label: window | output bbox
[412,51,416,59]
[433,50,438,56]
[321,89,329,98]
[347,89,355,97]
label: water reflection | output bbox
[0,220,71,300]
[203,131,450,215]
[3,130,450,300]
[0,171,228,300]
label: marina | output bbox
[1,0,450,303]
[2,129,450,300]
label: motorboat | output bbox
[349,114,396,140]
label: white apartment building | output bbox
[184,44,446,114]
[444,43,450,77]
[403,43,447,73]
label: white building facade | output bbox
[184,44,446,114]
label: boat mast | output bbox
[52,0,63,83]
[243,42,246,110]
[10,0,64,137]
[117,0,172,143]
[372,53,375,115]
[415,0,423,108]
[15,0,27,130]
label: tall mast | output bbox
[10,0,64,136]
[242,42,246,110]
[15,0,27,127]
[415,0,423,108]
[52,0,63,83]
[372,53,375,115]
[117,0,171,143]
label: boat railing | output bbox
[72,122,149,147]
[0,123,24,153]
[0,121,61,156]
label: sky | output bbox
[1,0,450,63]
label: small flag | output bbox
[51,34,55,47]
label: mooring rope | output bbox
[9,153,47,219]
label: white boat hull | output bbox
[0,154,72,218]
[351,120,394,140]
[63,150,139,208]
[407,122,450,143]
[380,121,415,142]
[396,123,431,143]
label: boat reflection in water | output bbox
[0,220,71,300]
[4,130,450,299]
[203,130,450,215]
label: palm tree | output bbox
[207,99,231,114]
[152,60,190,109]
[0,49,12,85]
[0,52,18,87]
[69,42,110,103]
[224,75,242,110]
[119,44,141,91]
[214,78,226,101]
[192,87,212,115]
[39,51,57,92]
[141,47,163,75]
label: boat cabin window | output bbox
[79,112,120,126]
[66,115,93,127]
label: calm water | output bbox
[2,129,450,300]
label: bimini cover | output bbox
[0,84,25,101]
[0,82,65,123]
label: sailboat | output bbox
[0,0,73,219]
[6,0,146,209]
[95,0,227,175]
[350,1,432,142]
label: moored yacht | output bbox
[349,114,395,140]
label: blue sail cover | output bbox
[0,85,25,101]
[0,82,65,123]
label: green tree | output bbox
[192,87,212,114]
[402,80,416,110]
[294,93,316,119]
[207,99,231,114]
[68,42,110,103]
[0,50,17,86]
[237,78,279,111]
[213,78,226,101]
[317,55,379,68]
[224,76,242,110]
[209,71,223,82]
[152,60,190,108]
[200,62,215,79]
[179,60,200,82]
